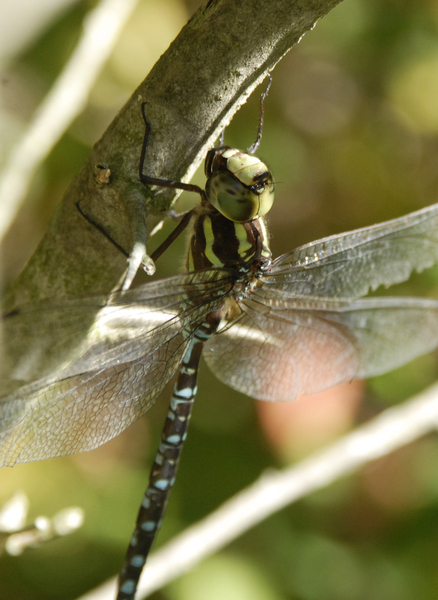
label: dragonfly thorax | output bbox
[187,209,272,273]
[204,146,275,223]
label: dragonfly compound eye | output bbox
[205,149,275,222]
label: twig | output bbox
[0,0,140,243]
[76,380,438,600]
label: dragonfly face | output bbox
[204,146,275,222]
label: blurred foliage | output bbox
[2,0,438,599]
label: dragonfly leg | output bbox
[149,210,194,263]
[247,74,272,155]
[139,105,205,198]
[76,199,130,260]
[76,197,155,292]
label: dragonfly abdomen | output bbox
[116,311,222,599]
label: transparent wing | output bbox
[0,269,233,466]
[266,203,438,298]
[1,270,232,383]
[204,292,438,402]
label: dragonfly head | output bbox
[204,147,275,223]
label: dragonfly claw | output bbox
[114,241,156,292]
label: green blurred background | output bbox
[2,0,438,598]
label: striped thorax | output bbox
[188,146,274,275]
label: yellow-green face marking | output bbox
[205,148,275,222]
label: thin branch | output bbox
[0,0,141,244]
[76,380,438,600]
[3,0,343,310]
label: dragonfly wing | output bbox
[204,298,358,402]
[0,334,189,466]
[204,293,438,402]
[1,270,233,384]
[319,297,438,379]
[0,269,234,466]
[266,203,438,298]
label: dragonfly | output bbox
[2,79,438,600]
